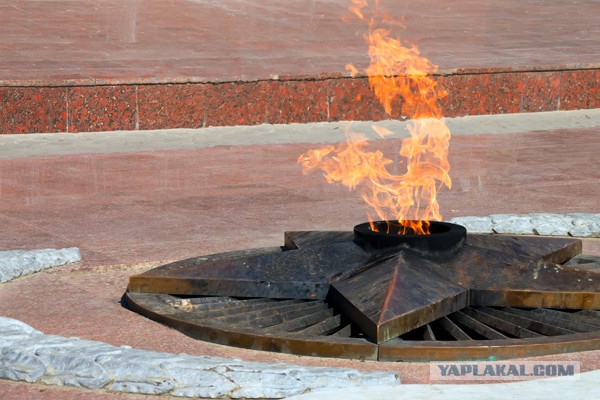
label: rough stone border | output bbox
[0,248,81,283]
[0,317,400,398]
[449,213,600,238]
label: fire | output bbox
[298,0,451,235]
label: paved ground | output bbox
[1,110,599,159]
[1,110,599,266]
[0,110,599,398]
[1,0,598,84]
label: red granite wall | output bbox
[1,68,598,134]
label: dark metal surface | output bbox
[354,220,467,252]
[129,241,372,300]
[124,291,600,361]
[126,229,599,360]
[466,234,583,264]
[329,252,468,343]
[125,291,378,360]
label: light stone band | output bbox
[0,317,400,398]
[0,248,81,283]
[449,213,600,237]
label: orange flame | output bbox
[299,0,451,235]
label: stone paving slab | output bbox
[1,109,599,159]
[1,114,599,268]
[2,0,598,85]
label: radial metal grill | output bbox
[137,294,600,339]
[125,230,600,361]
[125,291,600,361]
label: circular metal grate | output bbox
[125,292,600,361]
[125,230,600,361]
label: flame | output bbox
[298,0,451,235]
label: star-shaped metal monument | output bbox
[128,227,599,344]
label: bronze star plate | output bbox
[125,230,600,361]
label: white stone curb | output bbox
[0,317,400,398]
[449,213,600,238]
[0,248,81,283]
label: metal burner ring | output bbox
[353,220,467,251]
